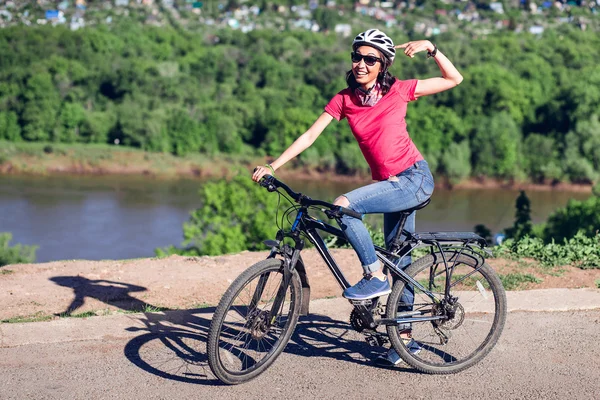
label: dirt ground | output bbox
[1,249,598,321]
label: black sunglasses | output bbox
[350,52,382,66]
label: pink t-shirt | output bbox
[324,79,424,181]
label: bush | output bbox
[0,233,37,267]
[156,172,287,256]
[542,196,600,242]
[493,232,600,269]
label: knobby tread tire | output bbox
[207,258,302,384]
[386,252,507,374]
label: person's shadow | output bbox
[50,276,163,316]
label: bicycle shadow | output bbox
[50,276,164,316]
[122,309,399,385]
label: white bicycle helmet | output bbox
[352,29,396,64]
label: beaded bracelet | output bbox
[265,164,276,176]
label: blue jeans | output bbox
[339,160,434,275]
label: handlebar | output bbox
[259,175,363,220]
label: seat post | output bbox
[389,212,410,252]
[387,198,431,253]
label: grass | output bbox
[0,140,235,178]
[499,273,543,290]
[1,312,54,324]
[1,304,176,324]
[595,279,600,289]
[141,304,169,313]
[416,270,544,291]
[59,310,98,318]
[1,269,14,275]
[191,302,213,309]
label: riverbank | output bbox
[0,141,593,193]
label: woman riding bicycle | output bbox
[252,29,463,362]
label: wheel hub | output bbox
[433,301,465,330]
[249,310,271,339]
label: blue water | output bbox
[0,174,590,263]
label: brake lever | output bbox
[323,208,340,219]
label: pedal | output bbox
[363,330,389,347]
[349,299,373,307]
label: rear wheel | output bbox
[386,251,506,374]
[207,258,302,384]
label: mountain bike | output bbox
[207,175,507,384]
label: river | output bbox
[0,174,590,263]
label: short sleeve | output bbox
[395,79,418,102]
[324,90,347,121]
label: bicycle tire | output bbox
[386,251,507,374]
[207,258,302,384]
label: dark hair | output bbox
[345,56,396,95]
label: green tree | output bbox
[54,102,86,143]
[80,109,116,144]
[471,112,521,179]
[522,134,562,183]
[313,8,339,32]
[440,140,472,185]
[21,72,61,141]
[0,233,37,267]
[166,107,203,156]
[505,191,533,240]
[0,111,21,141]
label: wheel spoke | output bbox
[386,253,506,374]
[207,259,301,383]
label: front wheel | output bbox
[386,251,507,374]
[207,258,302,384]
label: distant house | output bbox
[0,10,13,22]
[45,10,60,19]
[490,2,504,13]
[334,23,352,37]
[529,25,544,34]
[45,9,67,25]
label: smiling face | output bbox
[352,45,384,90]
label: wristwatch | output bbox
[427,44,438,59]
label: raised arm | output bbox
[395,40,463,99]
[252,112,334,182]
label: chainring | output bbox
[349,308,369,332]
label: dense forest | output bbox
[1,22,600,184]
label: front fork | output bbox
[260,232,305,326]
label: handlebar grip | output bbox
[339,207,363,220]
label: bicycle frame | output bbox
[257,175,488,330]
[268,205,450,329]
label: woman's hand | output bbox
[395,40,435,58]
[252,165,273,183]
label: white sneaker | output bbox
[375,339,422,366]
[376,348,403,366]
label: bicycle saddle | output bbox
[400,198,431,215]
